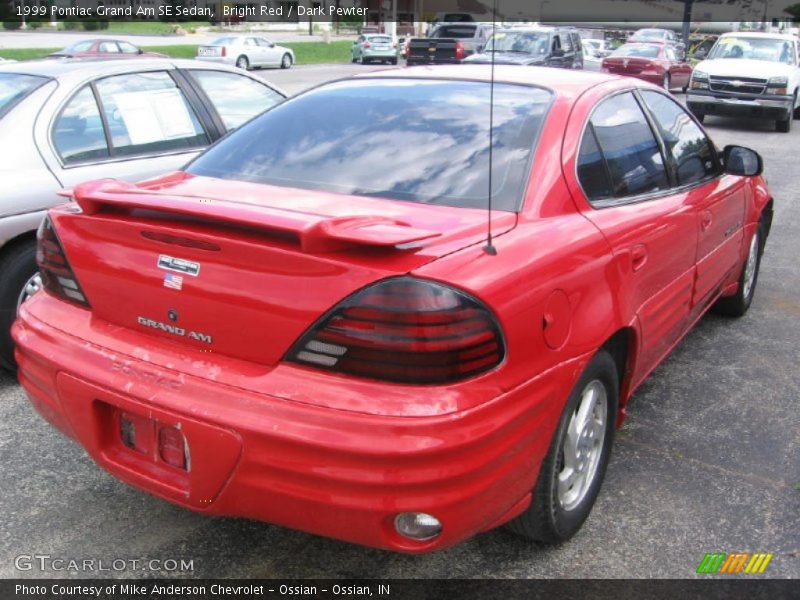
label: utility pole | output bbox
[682,0,694,50]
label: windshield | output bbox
[612,44,661,58]
[633,30,665,40]
[187,79,553,211]
[484,31,549,55]
[708,36,795,64]
[0,73,49,119]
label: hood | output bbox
[695,58,795,79]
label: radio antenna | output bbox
[483,0,498,256]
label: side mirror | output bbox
[723,145,763,177]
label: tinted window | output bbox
[94,71,207,157]
[0,73,48,119]
[189,70,284,130]
[585,92,668,200]
[53,86,109,163]
[640,91,717,186]
[577,124,613,201]
[188,79,553,211]
[435,25,477,38]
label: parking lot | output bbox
[1,64,798,580]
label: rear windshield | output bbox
[0,73,49,119]
[434,25,478,39]
[211,37,236,45]
[613,44,661,58]
[367,36,392,43]
[187,79,553,211]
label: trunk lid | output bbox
[604,57,654,74]
[53,173,515,366]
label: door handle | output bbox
[631,244,648,272]
[700,210,713,232]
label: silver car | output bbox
[197,36,295,70]
[0,59,285,368]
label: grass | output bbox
[0,40,355,64]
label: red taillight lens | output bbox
[287,277,505,384]
[221,46,226,57]
[36,215,90,308]
[455,41,465,60]
[363,42,372,49]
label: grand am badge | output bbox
[136,316,213,344]
[158,254,200,277]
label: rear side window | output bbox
[188,79,553,211]
[0,73,48,119]
[640,90,718,186]
[188,70,284,130]
[578,92,668,203]
[94,71,207,157]
[52,86,110,163]
[98,42,119,54]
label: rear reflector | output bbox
[159,425,188,470]
[286,277,505,384]
[36,215,90,308]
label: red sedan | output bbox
[602,42,693,91]
[46,39,168,60]
[13,66,772,552]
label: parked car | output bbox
[687,32,800,132]
[582,43,604,71]
[583,38,612,58]
[463,27,583,69]
[352,34,398,65]
[197,36,295,70]
[13,65,773,553]
[46,39,168,60]
[0,59,285,369]
[602,42,693,91]
[629,27,685,56]
[406,22,495,65]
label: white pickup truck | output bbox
[687,32,800,133]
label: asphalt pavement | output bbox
[0,67,798,580]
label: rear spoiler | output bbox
[61,179,440,254]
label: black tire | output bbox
[691,109,705,123]
[391,57,398,65]
[351,56,357,63]
[235,55,249,70]
[280,53,293,69]
[663,73,671,90]
[713,223,765,317]
[776,114,792,132]
[0,240,39,371]
[792,91,799,119]
[506,350,618,543]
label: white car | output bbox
[0,59,285,368]
[197,36,295,70]
[687,32,800,132]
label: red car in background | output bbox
[602,42,693,91]
[46,39,168,60]
[13,66,772,553]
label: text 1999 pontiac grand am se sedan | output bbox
[13,66,773,552]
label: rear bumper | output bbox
[687,91,793,120]
[13,293,582,552]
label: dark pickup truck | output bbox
[406,23,494,66]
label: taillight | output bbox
[36,215,90,308]
[221,46,226,57]
[286,277,505,384]
[455,41,465,60]
[363,41,372,49]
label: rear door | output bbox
[44,70,214,188]
[571,91,698,378]
[638,90,745,309]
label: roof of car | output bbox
[0,58,246,79]
[355,65,622,98]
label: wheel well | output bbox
[0,230,37,261]
[600,328,635,402]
